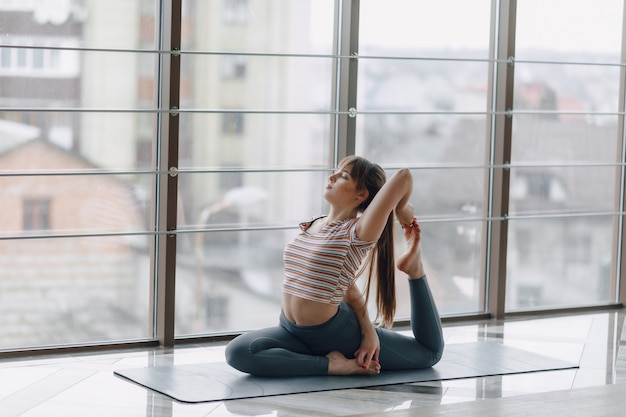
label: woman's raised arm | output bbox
[355,167,414,242]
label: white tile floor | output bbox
[1,309,624,417]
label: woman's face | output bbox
[324,164,362,208]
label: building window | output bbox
[135,138,153,168]
[566,234,592,264]
[33,49,44,68]
[511,172,567,202]
[0,39,80,77]
[223,0,249,24]
[222,113,244,134]
[1,48,10,67]
[219,170,243,190]
[16,48,27,68]
[23,198,51,231]
[220,55,247,79]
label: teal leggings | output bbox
[225,276,444,377]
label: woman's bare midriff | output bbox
[282,293,339,326]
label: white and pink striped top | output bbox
[282,216,376,305]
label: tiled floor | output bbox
[1,309,624,417]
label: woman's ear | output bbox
[356,189,369,202]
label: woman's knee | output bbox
[428,344,444,367]
[225,335,252,372]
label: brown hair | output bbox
[339,156,396,328]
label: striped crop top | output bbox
[282,216,376,305]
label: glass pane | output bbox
[182,0,335,54]
[178,171,328,232]
[506,216,613,311]
[0,235,152,349]
[178,113,331,170]
[0,50,160,110]
[516,0,623,58]
[359,0,491,57]
[176,228,288,335]
[510,116,619,216]
[510,166,616,216]
[357,2,491,316]
[0,1,160,349]
[397,220,484,317]
[356,115,487,166]
[81,51,158,110]
[0,1,159,50]
[513,63,621,114]
[509,2,623,313]
[514,1,623,118]
[410,168,484,220]
[180,54,333,111]
[512,115,619,164]
[0,172,152,237]
[177,169,330,335]
[0,112,157,172]
[176,0,337,335]
[358,59,490,113]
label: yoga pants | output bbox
[225,276,444,377]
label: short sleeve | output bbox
[349,220,376,250]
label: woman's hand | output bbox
[343,284,381,372]
[354,326,381,372]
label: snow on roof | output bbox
[0,119,41,154]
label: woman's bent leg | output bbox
[225,305,363,377]
[225,325,329,377]
[377,276,444,370]
[408,276,444,356]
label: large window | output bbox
[0,0,624,351]
[175,0,336,336]
[508,0,623,310]
[0,0,158,349]
[357,0,492,316]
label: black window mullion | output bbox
[331,0,360,164]
[153,0,182,347]
[483,0,517,319]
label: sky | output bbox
[311,0,624,55]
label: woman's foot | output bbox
[327,351,381,375]
[397,218,425,279]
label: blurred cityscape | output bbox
[0,0,618,348]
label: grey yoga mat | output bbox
[114,342,579,403]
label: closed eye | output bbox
[339,169,351,179]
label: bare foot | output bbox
[396,218,425,279]
[327,351,381,375]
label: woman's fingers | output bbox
[355,349,379,370]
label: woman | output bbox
[225,156,444,376]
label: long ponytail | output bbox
[341,155,397,328]
[370,213,396,328]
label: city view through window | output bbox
[0,0,624,350]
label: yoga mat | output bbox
[114,342,578,403]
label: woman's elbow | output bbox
[395,167,411,179]
[393,168,413,187]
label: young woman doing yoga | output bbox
[225,156,444,376]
